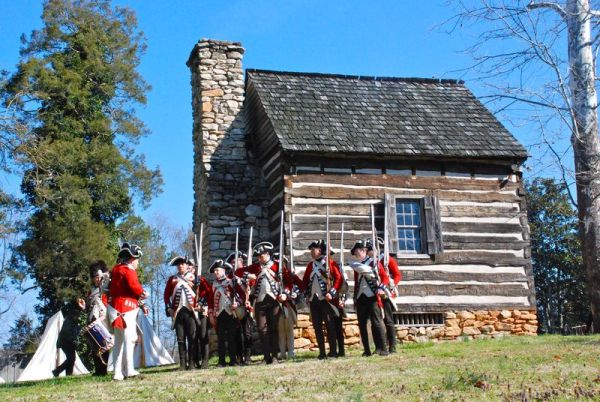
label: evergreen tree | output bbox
[1,0,162,323]
[3,314,38,353]
[527,178,587,333]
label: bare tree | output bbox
[448,0,600,330]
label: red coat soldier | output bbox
[164,256,198,370]
[302,240,343,359]
[107,243,147,381]
[208,259,245,366]
[350,240,390,357]
[367,237,402,353]
[235,241,291,364]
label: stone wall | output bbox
[292,309,538,350]
[187,39,269,269]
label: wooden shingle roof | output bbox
[246,69,527,160]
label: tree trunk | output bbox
[567,0,600,332]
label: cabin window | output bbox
[385,193,443,257]
[395,200,423,253]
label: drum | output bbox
[83,319,114,358]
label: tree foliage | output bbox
[1,0,162,323]
[3,314,38,353]
[527,178,587,332]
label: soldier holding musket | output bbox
[226,251,254,365]
[302,240,342,359]
[274,253,302,360]
[164,256,197,370]
[208,259,245,366]
[188,258,211,369]
[350,240,390,357]
[236,242,291,364]
[367,237,402,354]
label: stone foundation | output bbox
[292,309,538,349]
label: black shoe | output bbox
[361,351,372,357]
[318,354,327,360]
[338,351,345,358]
[327,352,338,358]
[52,369,59,378]
[379,350,389,356]
[389,348,397,354]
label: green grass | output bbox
[2,335,600,401]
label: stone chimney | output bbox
[187,39,268,271]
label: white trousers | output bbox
[278,305,297,359]
[112,308,139,379]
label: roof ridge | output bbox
[246,68,464,85]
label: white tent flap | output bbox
[17,311,89,382]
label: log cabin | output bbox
[188,39,538,342]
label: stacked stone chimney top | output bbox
[187,39,245,67]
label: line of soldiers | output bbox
[163,236,402,367]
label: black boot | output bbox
[178,342,187,370]
[388,327,397,353]
[200,344,209,369]
[242,348,252,365]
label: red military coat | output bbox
[196,276,212,308]
[381,255,402,285]
[302,258,343,299]
[108,263,144,328]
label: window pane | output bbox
[414,229,421,253]
[395,199,425,254]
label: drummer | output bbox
[85,260,111,375]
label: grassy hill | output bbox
[1,335,599,401]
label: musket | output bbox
[289,215,294,274]
[339,222,344,270]
[278,211,285,286]
[234,228,240,300]
[247,226,253,267]
[325,206,331,291]
[194,222,204,282]
[370,205,383,283]
[338,222,349,303]
[278,211,288,318]
[383,202,392,284]
[232,227,243,320]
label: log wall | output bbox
[282,173,536,314]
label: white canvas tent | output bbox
[17,311,89,382]
[108,311,174,370]
[0,376,5,384]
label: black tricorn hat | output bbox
[307,239,334,255]
[209,259,233,273]
[169,255,187,266]
[225,252,248,264]
[350,240,367,256]
[365,237,385,251]
[117,243,143,260]
[253,242,274,257]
